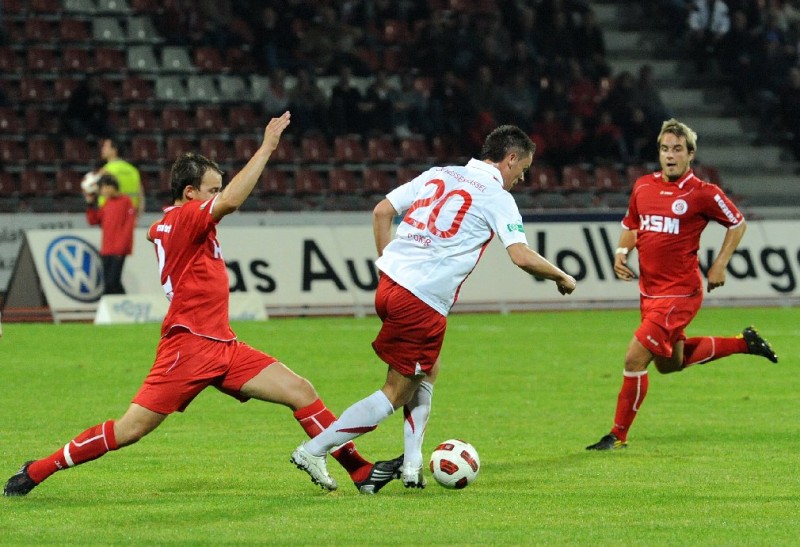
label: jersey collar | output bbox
[466,158,503,187]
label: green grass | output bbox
[1,307,798,545]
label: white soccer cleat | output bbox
[400,463,427,489]
[290,444,337,491]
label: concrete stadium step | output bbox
[700,144,784,169]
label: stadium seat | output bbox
[121,76,153,102]
[96,0,130,13]
[161,46,194,73]
[233,135,259,163]
[166,136,194,160]
[63,47,92,72]
[128,45,160,72]
[260,170,290,196]
[397,167,422,186]
[526,164,559,194]
[126,16,160,43]
[63,137,95,165]
[155,76,189,102]
[228,105,257,132]
[362,167,394,197]
[431,135,457,164]
[19,170,50,197]
[31,0,62,13]
[382,19,410,44]
[218,75,247,102]
[399,136,430,164]
[366,135,397,164]
[329,168,360,195]
[28,137,58,163]
[129,106,159,131]
[55,169,83,195]
[300,134,332,164]
[0,138,25,163]
[186,75,220,102]
[92,17,126,42]
[0,108,21,134]
[60,19,91,42]
[95,47,127,72]
[131,0,158,12]
[64,0,97,13]
[130,136,160,164]
[271,139,296,165]
[693,164,721,184]
[561,165,592,192]
[194,47,224,72]
[54,77,81,101]
[155,168,172,198]
[24,19,53,42]
[294,168,326,198]
[26,48,59,72]
[334,135,365,164]
[0,171,18,195]
[593,165,627,192]
[199,137,231,164]
[195,106,225,132]
[0,47,20,73]
[161,106,193,133]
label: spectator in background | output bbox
[251,6,299,73]
[62,77,113,139]
[84,174,136,295]
[469,65,505,126]
[287,68,328,137]
[500,73,539,128]
[717,10,760,104]
[262,68,291,118]
[329,65,365,136]
[632,64,672,128]
[362,70,399,135]
[779,66,800,160]
[686,0,730,73]
[573,8,606,63]
[592,110,628,163]
[98,137,144,216]
[429,70,471,139]
[392,72,431,138]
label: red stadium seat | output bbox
[396,167,422,185]
[0,47,21,73]
[130,136,161,164]
[260,170,290,196]
[234,135,259,163]
[366,135,397,164]
[195,106,226,132]
[128,106,159,132]
[60,18,90,42]
[193,46,224,72]
[228,105,258,132]
[561,165,592,192]
[28,137,58,163]
[63,47,92,72]
[333,134,365,164]
[0,171,18,195]
[26,48,59,72]
[31,0,61,13]
[122,76,153,102]
[95,47,127,72]
[300,134,331,163]
[294,168,326,197]
[54,77,81,101]
[362,167,394,196]
[329,168,360,195]
[199,137,231,163]
[526,164,559,193]
[166,136,194,160]
[625,164,648,187]
[593,165,626,192]
[19,170,50,197]
[0,138,25,163]
[0,108,21,134]
[63,137,95,164]
[161,107,193,133]
[24,19,53,42]
[55,169,83,195]
[399,136,430,164]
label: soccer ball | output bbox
[80,171,101,194]
[429,439,480,489]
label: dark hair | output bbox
[98,174,119,190]
[170,152,223,201]
[478,125,536,163]
[102,136,124,157]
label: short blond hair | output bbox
[657,118,698,153]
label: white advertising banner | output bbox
[10,220,800,321]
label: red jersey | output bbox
[622,169,744,297]
[86,195,136,256]
[148,197,235,341]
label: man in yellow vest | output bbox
[99,137,144,215]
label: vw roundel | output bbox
[45,235,104,303]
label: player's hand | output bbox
[556,275,576,295]
[261,111,291,153]
[613,254,636,281]
[706,263,726,292]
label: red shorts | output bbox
[132,329,278,414]
[635,292,702,357]
[372,275,447,377]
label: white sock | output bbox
[304,390,394,456]
[403,381,433,471]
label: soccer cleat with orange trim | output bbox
[586,433,628,451]
[740,326,778,363]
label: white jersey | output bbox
[376,158,528,316]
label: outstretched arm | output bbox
[506,243,576,295]
[707,221,746,292]
[212,111,291,220]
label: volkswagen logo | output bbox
[45,236,104,303]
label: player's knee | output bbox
[653,358,683,374]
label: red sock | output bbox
[683,336,748,366]
[610,371,649,442]
[294,399,371,481]
[27,420,118,484]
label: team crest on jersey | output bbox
[671,199,688,215]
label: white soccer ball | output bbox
[80,171,101,194]
[429,439,480,489]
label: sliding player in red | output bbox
[586,118,778,451]
[5,112,399,496]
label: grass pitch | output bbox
[1,307,797,545]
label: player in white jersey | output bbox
[291,125,577,491]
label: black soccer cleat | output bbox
[586,433,627,451]
[354,455,404,494]
[741,326,778,363]
[3,461,38,497]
